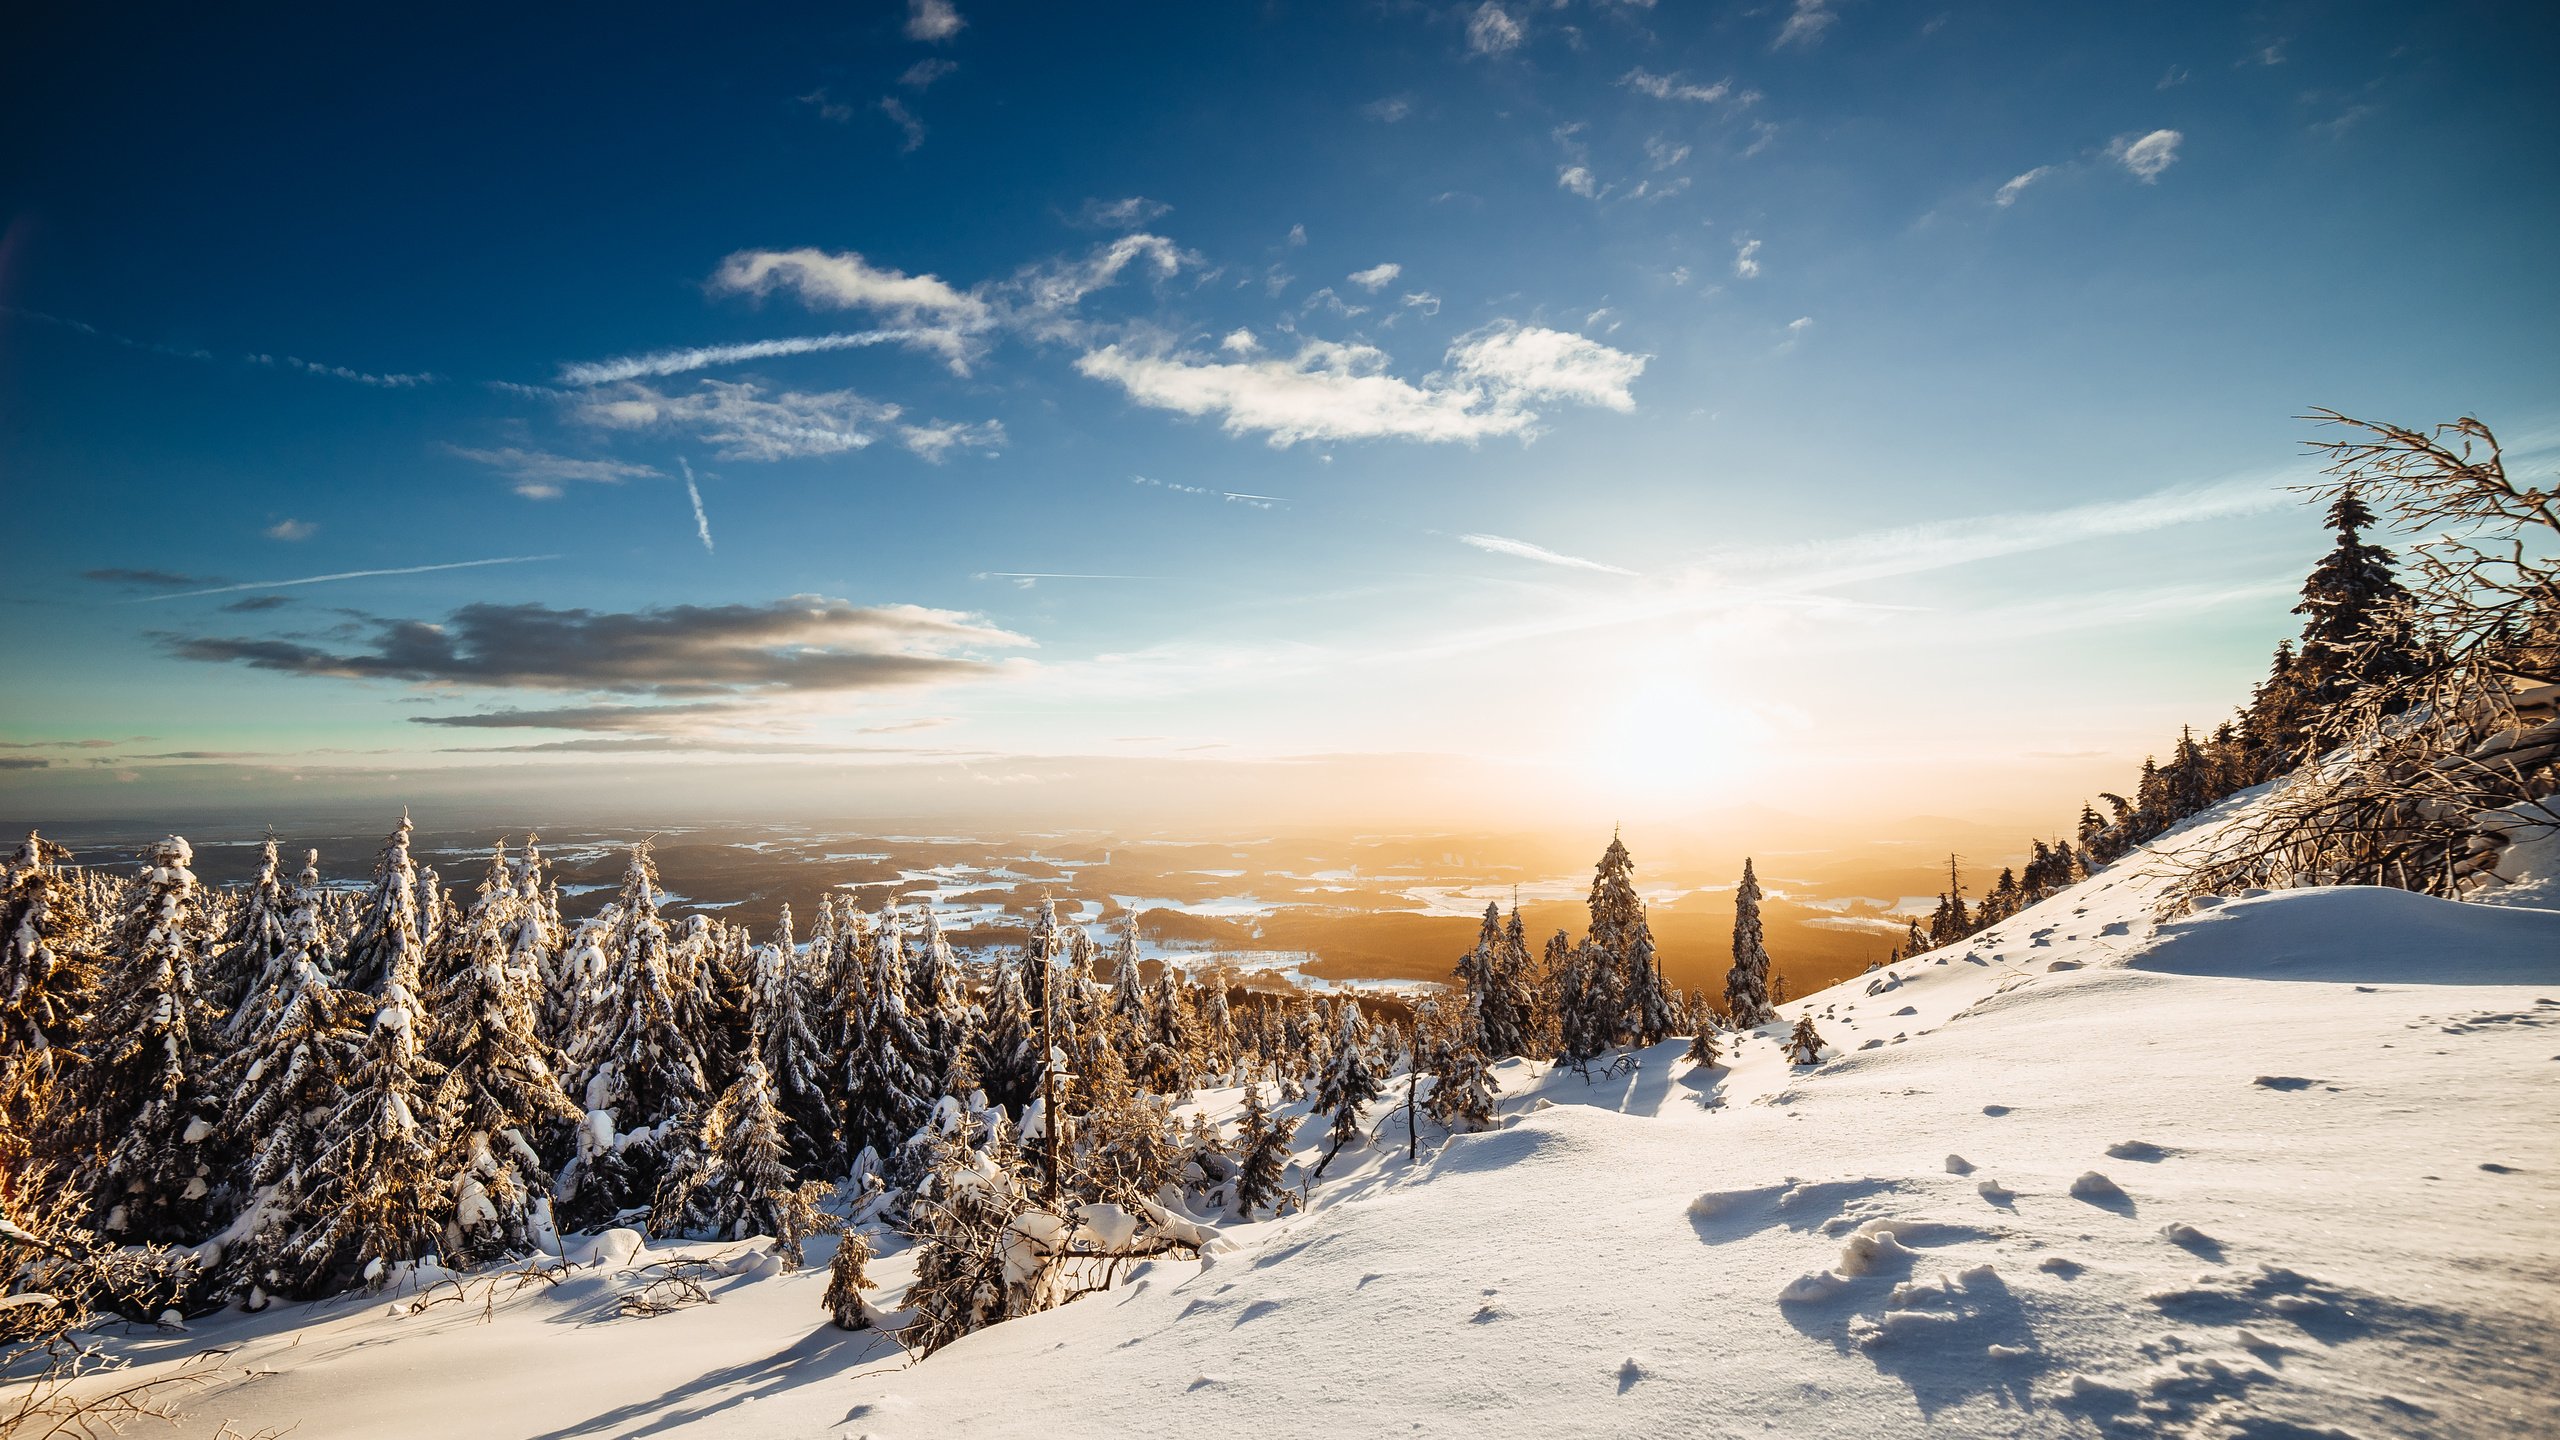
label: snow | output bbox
[66,792,2560,1438]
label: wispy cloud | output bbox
[1363,96,1412,123]
[1458,533,1635,575]
[264,518,317,541]
[1621,68,1732,103]
[84,567,218,591]
[1994,165,2055,207]
[879,96,926,152]
[133,555,561,602]
[900,58,957,89]
[1774,0,1837,49]
[2109,129,2183,181]
[162,596,1027,693]
[570,379,898,461]
[1347,262,1403,292]
[1733,237,1763,278]
[680,459,714,554]
[447,444,662,498]
[1075,324,1644,448]
[556,331,918,387]
[898,419,1006,462]
[710,247,993,370]
[1466,3,1522,55]
[247,354,437,388]
[904,0,964,42]
[1073,196,1172,229]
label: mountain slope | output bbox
[83,793,2560,1438]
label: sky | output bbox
[3,0,2556,834]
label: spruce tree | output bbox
[1309,1003,1382,1179]
[749,907,842,1178]
[563,845,718,1218]
[69,836,224,1243]
[1232,1081,1291,1219]
[844,911,935,1170]
[651,1060,831,1264]
[212,835,293,1018]
[428,841,581,1264]
[1783,1014,1828,1065]
[1723,858,1777,1028]
[2295,486,2420,713]
[970,958,1040,1115]
[282,899,447,1293]
[1581,833,1652,1046]
[1424,996,1499,1134]
[0,832,95,1098]
[340,814,426,995]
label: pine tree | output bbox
[1424,997,1499,1135]
[824,1229,875,1329]
[1232,1081,1291,1219]
[971,957,1041,1115]
[563,845,718,1219]
[1309,1003,1382,1179]
[281,900,447,1294]
[1580,832,1653,1047]
[211,835,293,1018]
[339,814,426,995]
[651,1060,832,1265]
[218,861,365,1302]
[844,910,935,1170]
[1783,1014,1827,1065]
[1627,921,1679,1047]
[0,832,95,1099]
[749,906,841,1178]
[1723,858,1777,1029]
[68,836,224,1243]
[2295,486,2420,714]
[427,840,581,1264]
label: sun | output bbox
[1561,673,1773,816]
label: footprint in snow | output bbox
[2252,1075,2323,1092]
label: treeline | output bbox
[0,817,1782,1354]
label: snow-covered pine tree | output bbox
[67,836,224,1243]
[909,907,971,1093]
[844,910,936,1172]
[824,1228,874,1329]
[1582,832,1653,1048]
[651,1060,832,1265]
[1627,918,1679,1047]
[427,840,581,1265]
[970,957,1040,1116]
[901,1125,1048,1357]
[1231,1080,1291,1219]
[1472,900,1537,1059]
[2295,486,2421,715]
[1556,938,1620,1066]
[1425,994,1499,1135]
[1453,900,1503,1016]
[1197,982,1236,1081]
[279,897,448,1294]
[0,832,95,1101]
[1140,969,1195,1095]
[339,814,425,995]
[1783,1014,1827,1065]
[210,835,293,1019]
[1682,989,1723,1066]
[749,906,841,1178]
[1308,1002,1382,1179]
[562,844,718,1221]
[216,862,365,1303]
[1723,858,1778,1028]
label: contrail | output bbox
[557,331,916,387]
[682,459,715,554]
[137,555,561,601]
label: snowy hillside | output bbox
[82,794,2560,1438]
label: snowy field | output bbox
[76,794,2560,1438]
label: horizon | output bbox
[6,0,2557,843]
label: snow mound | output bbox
[2136,884,2560,985]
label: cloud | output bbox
[1074,196,1172,229]
[1458,533,1634,575]
[710,247,994,369]
[447,444,662,498]
[1466,3,1522,55]
[555,331,919,388]
[1347,262,1403,292]
[1003,233,1192,341]
[1557,165,1600,198]
[1733,237,1763,278]
[162,596,1030,696]
[1621,68,1731,103]
[1363,96,1412,123]
[898,419,1006,462]
[1220,328,1260,354]
[879,96,926,152]
[681,459,714,554]
[0,759,48,771]
[570,379,900,461]
[1774,0,1836,48]
[1994,165,2054,207]
[1075,324,1643,447]
[900,58,957,89]
[1644,136,1691,170]
[1402,292,1442,316]
[1446,323,1644,412]
[905,0,964,42]
[222,595,294,613]
[248,354,438,387]
[2109,129,2183,181]
[84,567,219,591]
[129,555,560,603]
[410,702,741,731]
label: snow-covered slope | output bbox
[83,796,2560,1438]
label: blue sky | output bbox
[4,0,2555,829]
